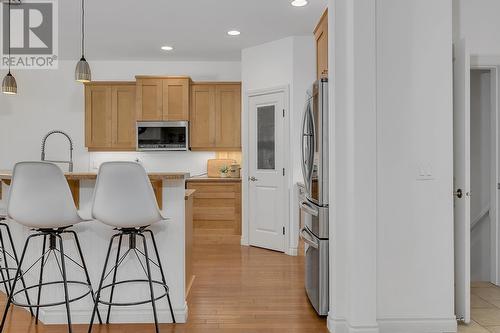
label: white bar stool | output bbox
[0,162,102,333]
[88,161,175,333]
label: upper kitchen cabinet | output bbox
[136,76,190,121]
[85,82,136,151]
[314,9,328,79]
[190,84,216,149]
[163,78,190,121]
[216,84,241,148]
[190,82,241,151]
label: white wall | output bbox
[329,0,456,332]
[241,36,315,254]
[0,60,241,175]
[454,0,500,55]
[470,69,492,282]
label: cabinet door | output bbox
[85,85,112,148]
[163,78,190,120]
[136,79,163,121]
[190,84,216,149]
[314,9,328,79]
[215,84,241,149]
[112,85,136,149]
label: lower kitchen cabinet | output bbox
[186,179,241,235]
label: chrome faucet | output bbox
[41,130,74,172]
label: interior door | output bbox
[248,91,286,252]
[454,38,471,324]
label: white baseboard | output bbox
[328,317,379,333]
[328,315,457,333]
[241,236,249,246]
[39,303,188,325]
[286,247,298,256]
[377,317,457,333]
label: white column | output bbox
[328,0,379,332]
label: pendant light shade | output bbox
[2,72,17,95]
[75,57,91,82]
[2,0,16,95]
[75,0,91,82]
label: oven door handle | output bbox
[300,227,319,249]
[300,201,319,217]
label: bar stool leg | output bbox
[140,234,159,333]
[0,234,40,332]
[145,229,175,323]
[65,230,103,324]
[56,235,72,333]
[88,234,119,333]
[0,229,11,296]
[0,223,34,317]
[106,234,123,324]
[35,235,47,324]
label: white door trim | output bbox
[241,85,293,254]
[471,64,500,285]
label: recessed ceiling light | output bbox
[291,0,308,7]
[227,30,241,36]
[161,45,174,51]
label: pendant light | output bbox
[75,0,91,82]
[2,0,17,95]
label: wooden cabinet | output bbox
[216,84,241,148]
[85,82,136,151]
[136,78,162,121]
[186,179,241,235]
[190,83,241,151]
[190,84,216,148]
[85,85,112,148]
[314,9,328,79]
[136,77,190,121]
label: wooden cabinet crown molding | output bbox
[135,75,192,80]
[84,81,135,86]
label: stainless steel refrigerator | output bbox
[300,78,329,316]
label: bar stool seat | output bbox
[0,162,102,333]
[88,162,175,333]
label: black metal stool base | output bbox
[89,227,175,333]
[0,228,103,333]
[0,221,33,317]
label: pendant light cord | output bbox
[81,0,85,58]
[7,0,11,73]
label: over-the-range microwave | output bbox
[136,121,189,151]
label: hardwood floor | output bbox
[0,235,328,333]
[459,282,500,332]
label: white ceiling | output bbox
[58,0,328,61]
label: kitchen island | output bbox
[0,171,190,325]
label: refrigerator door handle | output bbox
[300,227,319,249]
[300,201,319,217]
[301,101,312,190]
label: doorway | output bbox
[454,49,500,327]
[247,89,288,252]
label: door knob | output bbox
[249,176,258,182]
[454,189,463,199]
